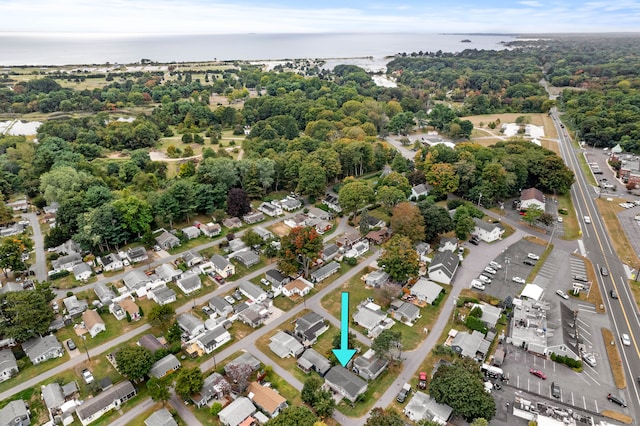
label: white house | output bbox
[411,184,429,199]
[97,253,123,272]
[75,381,136,426]
[428,250,459,285]
[472,218,505,243]
[258,202,283,217]
[176,271,202,295]
[182,226,201,240]
[520,187,546,211]
[196,326,232,354]
[282,279,312,298]
[404,391,453,424]
[269,331,304,358]
[210,254,235,278]
[344,240,369,259]
[410,278,444,304]
[238,281,267,303]
[82,310,106,338]
[73,263,93,281]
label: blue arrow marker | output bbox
[332,292,356,367]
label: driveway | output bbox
[22,212,47,282]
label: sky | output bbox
[2,0,640,34]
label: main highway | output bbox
[550,108,640,419]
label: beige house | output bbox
[82,310,106,338]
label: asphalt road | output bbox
[22,212,47,282]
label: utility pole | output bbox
[478,192,483,208]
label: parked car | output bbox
[201,306,213,316]
[512,276,526,284]
[260,278,270,286]
[523,259,537,266]
[66,339,77,351]
[621,333,631,346]
[556,290,569,300]
[489,261,502,269]
[418,372,427,389]
[478,275,492,284]
[582,352,597,367]
[600,266,609,277]
[484,266,497,275]
[82,369,94,384]
[233,291,243,301]
[551,382,561,398]
[557,216,563,223]
[396,383,411,403]
[529,369,546,380]
[527,253,540,260]
[224,295,236,304]
[471,280,486,291]
[574,275,588,282]
[607,393,627,407]
[610,289,618,299]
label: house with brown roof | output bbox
[82,310,106,338]
[118,299,141,321]
[247,382,288,418]
[520,187,545,211]
[282,279,312,298]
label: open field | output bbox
[602,328,626,389]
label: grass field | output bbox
[602,328,626,389]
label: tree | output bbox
[470,418,489,426]
[226,188,251,218]
[296,161,326,199]
[302,375,323,406]
[425,163,459,199]
[277,226,323,278]
[0,286,54,342]
[523,205,543,225]
[418,200,454,242]
[112,196,153,238]
[454,214,475,240]
[365,407,405,426]
[265,406,318,426]
[376,186,406,211]
[39,166,95,204]
[372,329,403,362]
[301,376,335,418]
[241,230,263,249]
[429,360,496,421]
[148,304,175,331]
[0,236,33,278]
[338,180,375,216]
[378,235,419,283]
[175,367,204,400]
[225,362,253,392]
[390,203,424,244]
[359,209,370,235]
[115,345,154,381]
[147,378,170,406]
[210,402,223,416]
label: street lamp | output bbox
[452,297,458,324]
[81,335,91,362]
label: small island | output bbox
[461,39,472,43]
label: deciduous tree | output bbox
[365,408,405,426]
[0,236,33,278]
[278,226,323,278]
[378,235,419,283]
[226,188,251,218]
[390,202,424,244]
[175,367,204,400]
[148,304,175,331]
[338,180,374,215]
[147,378,170,406]
[265,406,318,426]
[115,345,154,381]
[372,329,403,362]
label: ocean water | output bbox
[0,32,516,66]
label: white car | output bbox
[484,266,497,275]
[527,253,540,260]
[260,278,270,286]
[556,289,569,300]
[584,216,591,224]
[621,334,631,346]
[512,276,526,284]
[471,280,486,291]
[224,295,236,304]
[489,261,502,269]
[557,216,563,223]
[478,275,492,284]
[582,352,597,367]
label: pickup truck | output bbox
[396,383,411,403]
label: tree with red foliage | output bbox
[277,226,323,278]
[226,188,251,218]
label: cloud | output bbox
[518,1,543,7]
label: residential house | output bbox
[228,238,247,253]
[182,226,201,240]
[94,282,116,305]
[148,354,181,379]
[247,381,288,418]
[6,198,28,213]
[149,285,177,306]
[42,382,65,422]
[222,217,243,229]
[155,263,181,283]
[473,218,505,243]
[352,349,389,381]
[324,366,367,403]
[294,312,329,347]
[284,213,307,229]
[253,226,273,241]
[344,240,369,259]
[155,230,180,250]
[55,239,81,256]
[198,222,221,237]
[238,281,267,303]
[97,254,123,272]
[43,202,59,214]
[109,302,126,321]
[258,202,282,217]
[73,263,92,281]
[428,250,459,285]
[472,303,502,329]
[0,350,18,382]
[520,187,546,211]
[310,261,340,283]
[192,372,230,408]
[353,302,394,338]
[22,335,63,365]
[234,250,260,268]
[411,184,429,199]
[269,331,304,358]
[176,271,202,295]
[123,270,151,292]
[366,228,391,245]
[297,348,331,376]
[322,194,342,213]
[119,298,141,321]
[126,246,149,263]
[307,216,332,234]
[449,329,490,361]
[336,232,360,248]
[238,304,268,328]
[243,211,264,224]
[390,300,421,324]
[210,254,235,278]
[75,380,136,426]
[282,279,312,298]
[0,400,30,426]
[138,334,166,353]
[177,313,206,339]
[321,244,339,262]
[0,282,23,294]
[145,408,177,426]
[363,215,386,229]
[265,269,290,288]
[410,278,444,304]
[404,391,453,424]
[182,250,204,267]
[208,296,233,318]
[279,196,302,211]
[82,310,106,338]
[63,295,88,318]
[438,237,458,252]
[365,270,390,287]
[217,397,256,426]
[415,242,432,263]
[224,352,261,374]
[51,253,82,272]
[196,326,232,354]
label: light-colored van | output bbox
[584,216,591,224]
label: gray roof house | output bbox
[192,372,230,408]
[253,226,273,241]
[294,312,329,347]
[22,335,63,365]
[210,254,235,278]
[238,304,267,328]
[365,270,390,287]
[224,352,261,374]
[321,243,339,262]
[63,295,88,318]
[410,278,444,304]
[428,250,459,285]
[148,354,181,379]
[473,218,505,243]
[222,217,243,229]
[182,250,204,267]
[269,331,304,358]
[324,366,368,402]
[42,382,65,418]
[73,263,92,281]
[450,329,489,360]
[310,261,340,283]
[149,285,177,306]
[199,222,221,237]
[177,313,206,339]
[145,408,177,426]
[155,230,180,250]
[265,269,290,287]
[0,282,23,294]
[473,302,502,329]
[97,253,123,272]
[404,391,453,424]
[411,183,429,199]
[238,281,267,303]
[208,296,233,317]
[51,253,82,272]
[176,271,202,295]
[352,349,389,381]
[217,396,256,426]
[228,238,247,252]
[297,348,332,376]
[0,400,30,426]
[138,334,166,353]
[126,246,148,263]
[75,380,136,426]
[390,300,421,324]
[182,226,201,240]
[233,250,260,268]
[94,282,116,304]
[155,263,181,283]
[0,350,18,382]
[123,270,151,291]
[258,202,282,217]
[353,303,393,337]
[243,211,264,224]
[196,326,232,354]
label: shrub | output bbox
[344,257,357,266]
[465,316,488,334]
[469,306,483,318]
[432,344,456,357]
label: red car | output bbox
[529,369,546,380]
[418,372,427,389]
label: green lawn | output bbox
[0,350,71,395]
